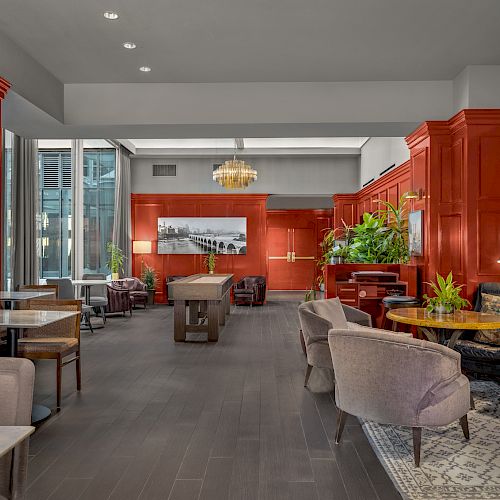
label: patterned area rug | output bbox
[362,381,500,500]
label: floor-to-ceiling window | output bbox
[38,141,72,278]
[2,129,14,288]
[83,140,116,275]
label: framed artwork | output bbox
[157,217,247,255]
[408,210,423,256]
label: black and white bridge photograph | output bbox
[157,217,247,254]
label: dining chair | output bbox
[0,358,35,500]
[17,284,58,300]
[46,278,94,333]
[17,299,81,411]
[81,273,108,323]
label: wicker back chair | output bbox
[18,299,81,410]
[17,284,58,301]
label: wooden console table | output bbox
[167,274,233,342]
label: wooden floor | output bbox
[28,300,401,500]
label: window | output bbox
[39,150,72,278]
[83,145,116,274]
[2,130,14,288]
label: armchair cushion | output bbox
[476,293,500,345]
[312,298,348,330]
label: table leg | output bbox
[85,285,90,305]
[225,291,230,315]
[418,326,438,343]
[174,300,187,342]
[392,321,399,332]
[219,300,225,326]
[6,327,19,357]
[207,300,220,342]
[447,330,464,349]
[189,301,200,325]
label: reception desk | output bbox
[167,274,233,342]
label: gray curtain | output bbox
[112,146,132,276]
[11,136,39,288]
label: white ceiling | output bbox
[0,0,499,84]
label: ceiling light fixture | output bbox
[123,42,136,49]
[213,140,257,189]
[103,11,119,20]
[139,66,152,72]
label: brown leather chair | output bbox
[17,300,81,411]
[106,284,132,316]
[0,358,35,500]
[121,277,148,309]
[234,276,266,306]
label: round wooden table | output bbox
[386,308,500,348]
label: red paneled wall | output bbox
[333,109,500,301]
[0,77,11,287]
[131,194,268,303]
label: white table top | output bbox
[72,279,131,286]
[0,291,55,301]
[0,310,78,329]
[191,276,228,284]
[0,426,35,458]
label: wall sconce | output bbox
[133,240,152,271]
[404,191,419,200]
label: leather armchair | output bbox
[329,327,471,466]
[121,278,148,309]
[453,282,500,378]
[166,276,187,305]
[234,276,266,306]
[106,284,132,316]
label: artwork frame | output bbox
[408,210,423,256]
[157,217,247,255]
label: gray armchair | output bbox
[298,298,372,387]
[0,358,35,499]
[328,327,471,466]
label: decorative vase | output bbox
[111,272,119,280]
[209,270,214,274]
[147,289,156,305]
[434,304,454,314]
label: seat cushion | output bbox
[88,296,108,306]
[18,337,78,353]
[130,291,148,297]
[454,339,500,361]
[234,289,254,295]
[312,298,348,330]
[476,293,500,345]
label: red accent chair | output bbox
[234,276,266,306]
[106,284,132,316]
[121,278,149,309]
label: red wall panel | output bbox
[131,194,268,303]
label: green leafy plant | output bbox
[141,264,159,290]
[345,212,387,263]
[203,252,217,273]
[304,287,317,302]
[423,272,471,313]
[106,242,125,275]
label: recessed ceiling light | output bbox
[103,11,119,20]
[123,42,136,49]
[139,66,152,72]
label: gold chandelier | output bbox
[213,156,257,189]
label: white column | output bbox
[71,139,84,279]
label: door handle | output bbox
[291,251,296,262]
[287,251,292,262]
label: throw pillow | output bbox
[312,298,348,330]
[475,293,500,345]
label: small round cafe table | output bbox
[386,308,500,349]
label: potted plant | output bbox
[106,242,125,280]
[424,271,471,314]
[141,264,159,305]
[204,252,217,274]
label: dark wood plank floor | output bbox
[27,300,401,500]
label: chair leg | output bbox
[459,414,470,439]
[76,352,81,391]
[412,427,422,467]
[56,356,62,411]
[304,364,313,387]
[335,409,347,444]
[100,306,106,324]
[86,312,94,333]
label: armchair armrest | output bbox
[341,303,372,327]
[235,278,246,289]
[252,281,266,302]
[299,308,333,346]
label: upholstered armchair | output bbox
[453,282,500,378]
[298,298,372,387]
[106,284,132,316]
[121,277,148,309]
[166,276,187,305]
[233,276,266,306]
[0,358,35,500]
[329,327,471,466]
